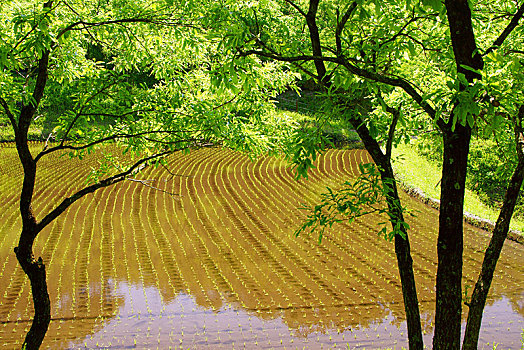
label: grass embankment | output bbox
[392,142,524,235]
[274,91,524,238]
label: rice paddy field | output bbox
[0,143,522,349]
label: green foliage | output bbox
[393,142,524,232]
[0,0,301,180]
[413,131,524,217]
[295,163,409,243]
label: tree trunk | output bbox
[15,144,51,349]
[384,166,424,350]
[15,243,51,350]
[462,106,524,349]
[433,123,471,349]
[351,116,424,349]
[432,1,483,347]
[462,159,524,349]
[301,3,422,346]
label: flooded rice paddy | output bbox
[0,145,522,348]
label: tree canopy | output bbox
[0,1,301,348]
[206,0,524,348]
[1,0,523,349]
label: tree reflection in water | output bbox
[0,147,522,348]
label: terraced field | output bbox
[0,143,522,348]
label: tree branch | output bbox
[56,17,191,41]
[334,56,437,120]
[462,104,524,349]
[306,0,328,84]
[36,150,171,232]
[385,105,400,161]
[241,42,321,80]
[59,81,121,145]
[127,178,180,196]
[336,2,357,54]
[7,2,59,56]
[283,0,307,17]
[34,130,209,162]
[0,97,17,131]
[240,48,438,122]
[77,109,154,119]
[378,9,418,50]
[484,3,524,56]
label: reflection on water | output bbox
[0,146,523,348]
[67,282,523,349]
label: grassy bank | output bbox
[392,142,524,234]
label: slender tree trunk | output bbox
[433,123,471,349]
[383,166,424,350]
[11,1,53,346]
[15,135,51,349]
[15,241,51,350]
[306,0,328,84]
[351,117,424,349]
[432,2,483,347]
[302,3,422,347]
[462,159,524,349]
[462,106,524,349]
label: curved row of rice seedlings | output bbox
[260,153,394,308]
[0,148,102,346]
[201,150,296,310]
[0,148,33,340]
[138,160,187,310]
[322,150,523,326]
[139,172,182,304]
[154,152,196,297]
[97,185,118,317]
[71,180,99,318]
[252,151,388,303]
[220,151,332,307]
[206,155,299,310]
[251,150,407,327]
[1,152,87,325]
[175,148,232,309]
[314,151,438,305]
[126,179,165,317]
[115,179,137,316]
[1,146,523,348]
[241,152,386,332]
[230,149,402,336]
[213,151,326,309]
[185,148,270,310]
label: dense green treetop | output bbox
[0,0,301,179]
[208,0,523,142]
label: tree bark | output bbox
[294,2,423,347]
[14,135,52,349]
[433,122,471,349]
[432,2,483,348]
[12,3,53,348]
[306,0,328,84]
[351,116,424,349]
[15,117,52,349]
[462,156,524,349]
[15,243,51,350]
[462,105,524,349]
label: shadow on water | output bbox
[0,145,523,348]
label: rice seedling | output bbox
[0,146,522,348]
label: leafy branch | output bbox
[483,2,524,56]
[35,149,171,232]
[295,163,408,243]
[34,130,210,162]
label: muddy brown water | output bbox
[0,145,522,349]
